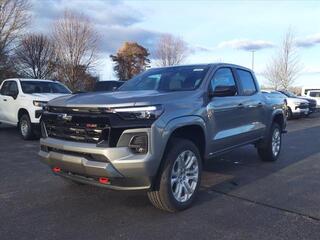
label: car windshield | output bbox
[21,81,71,94]
[94,81,124,92]
[280,90,296,98]
[118,65,209,92]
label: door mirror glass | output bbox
[212,85,237,97]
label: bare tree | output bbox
[264,30,302,90]
[14,34,57,79]
[0,0,30,81]
[155,34,189,67]
[0,0,30,55]
[52,10,99,90]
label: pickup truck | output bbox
[39,63,286,212]
[0,79,71,139]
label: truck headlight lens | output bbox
[33,100,48,107]
[112,105,164,120]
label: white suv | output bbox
[262,90,309,119]
[0,79,71,139]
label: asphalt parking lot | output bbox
[1,113,320,240]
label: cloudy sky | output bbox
[30,0,320,87]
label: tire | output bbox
[147,138,202,212]
[258,123,282,162]
[286,107,293,120]
[19,114,35,140]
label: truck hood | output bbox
[48,90,200,108]
[31,93,70,102]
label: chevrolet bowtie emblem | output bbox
[58,113,72,122]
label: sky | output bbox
[29,0,320,87]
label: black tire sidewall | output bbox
[159,138,202,211]
[19,114,33,140]
[259,123,282,161]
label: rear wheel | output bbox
[19,114,36,140]
[148,138,202,212]
[258,123,282,162]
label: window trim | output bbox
[208,67,239,97]
[235,68,258,96]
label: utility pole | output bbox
[251,50,255,70]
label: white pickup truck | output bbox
[0,79,71,139]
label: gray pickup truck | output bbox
[39,63,286,212]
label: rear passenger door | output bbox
[235,68,266,140]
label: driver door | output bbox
[206,67,248,153]
[0,81,19,124]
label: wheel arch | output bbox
[18,108,30,122]
[271,110,286,131]
[151,116,207,190]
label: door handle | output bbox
[3,99,7,102]
[257,102,263,107]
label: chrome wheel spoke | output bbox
[271,128,281,156]
[171,150,199,203]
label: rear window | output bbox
[236,69,257,96]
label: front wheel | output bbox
[258,123,282,162]
[148,138,202,212]
[19,114,36,140]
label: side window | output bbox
[0,81,10,95]
[211,68,237,95]
[0,81,18,97]
[236,69,257,96]
[8,81,18,95]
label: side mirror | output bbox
[211,85,237,97]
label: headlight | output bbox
[292,101,303,105]
[112,105,164,120]
[33,101,48,107]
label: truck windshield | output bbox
[21,81,71,94]
[118,65,209,91]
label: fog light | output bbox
[129,134,148,154]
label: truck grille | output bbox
[43,113,110,144]
[46,122,108,143]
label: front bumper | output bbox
[38,128,157,190]
[292,106,309,116]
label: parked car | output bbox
[94,80,125,92]
[0,79,71,139]
[39,63,286,212]
[301,86,320,96]
[278,90,310,118]
[305,90,320,108]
